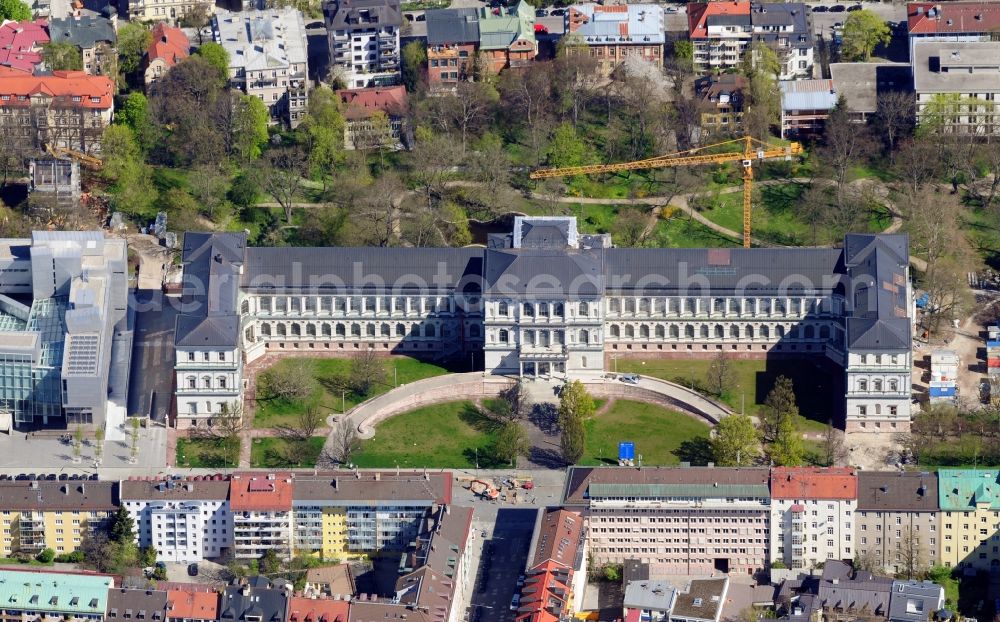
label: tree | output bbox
[353,110,395,168]
[149,56,231,165]
[821,423,848,467]
[612,208,650,248]
[898,526,927,579]
[159,187,201,232]
[180,3,211,43]
[0,0,31,22]
[498,379,532,422]
[560,412,585,465]
[329,420,361,465]
[762,376,798,443]
[706,350,735,397]
[291,407,324,440]
[258,359,317,402]
[115,92,153,150]
[94,428,105,463]
[117,22,152,82]
[841,10,891,61]
[261,147,307,223]
[110,507,136,544]
[210,402,245,468]
[232,94,269,162]
[771,413,803,466]
[36,548,55,564]
[492,421,530,466]
[349,348,386,397]
[72,426,84,463]
[546,122,593,170]
[401,40,426,92]
[101,125,156,218]
[299,86,345,188]
[821,98,874,210]
[711,414,760,466]
[558,381,595,427]
[853,547,879,573]
[139,546,158,568]
[673,40,693,62]
[129,417,141,463]
[260,549,281,574]
[194,42,230,85]
[740,42,782,140]
[873,90,914,157]
[435,81,498,154]
[188,164,230,221]
[44,42,82,71]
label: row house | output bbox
[229,473,294,560]
[106,589,168,622]
[565,3,664,79]
[0,480,117,557]
[121,477,233,563]
[938,469,1000,571]
[325,0,401,89]
[563,466,772,576]
[0,68,114,156]
[516,509,586,622]
[855,471,940,575]
[770,467,858,571]
[212,9,309,127]
[0,569,113,622]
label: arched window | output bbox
[889,379,898,392]
[381,323,391,337]
[366,324,376,337]
[499,329,509,343]
[498,301,508,316]
[639,325,649,339]
[700,325,709,339]
[609,299,620,313]
[610,325,620,338]
[745,325,754,340]
[395,297,406,313]
[470,325,481,338]
[241,300,250,314]
[579,329,589,344]
[276,324,287,337]
[322,324,332,337]
[351,323,361,336]
[874,379,883,392]
[761,325,770,339]
[730,325,739,339]
[655,325,665,339]
[804,325,815,339]
[744,298,754,315]
[291,324,301,336]
[579,302,589,316]
[245,327,254,342]
[670,325,680,339]
[523,303,534,317]
[713,298,725,314]
[425,324,436,337]
[261,324,272,337]
[858,379,868,391]
[218,377,227,389]
[686,298,697,315]
[639,298,650,313]
[395,323,406,336]
[653,299,665,314]
[187,376,196,389]
[554,303,564,316]
[625,325,634,338]
[714,325,724,339]
[306,324,316,337]
[336,324,346,336]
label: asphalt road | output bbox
[127,290,177,424]
[467,508,537,622]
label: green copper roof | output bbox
[938,469,1000,511]
[589,483,770,499]
[0,570,113,615]
[478,0,535,50]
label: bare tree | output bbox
[329,420,361,465]
[873,91,914,157]
[205,402,245,468]
[898,526,927,579]
[498,379,532,421]
[349,348,386,397]
[821,423,848,467]
[706,350,736,398]
[436,82,498,154]
[346,173,403,247]
[280,407,324,441]
[893,138,941,195]
[820,102,874,208]
[261,147,307,223]
[258,359,317,402]
[612,207,651,248]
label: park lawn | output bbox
[615,358,834,433]
[353,401,498,468]
[175,437,240,468]
[251,436,326,468]
[699,184,815,246]
[563,203,623,234]
[253,356,450,429]
[581,399,711,466]
[651,213,741,248]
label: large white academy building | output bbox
[173,217,914,432]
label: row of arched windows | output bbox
[248,322,480,340]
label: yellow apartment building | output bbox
[938,469,1000,570]
[0,480,117,556]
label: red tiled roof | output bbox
[229,472,294,511]
[771,467,858,500]
[337,85,408,120]
[0,68,112,108]
[166,590,219,621]
[688,1,751,39]
[530,509,582,569]
[147,22,189,69]
[907,2,1000,34]
[287,597,350,622]
[0,19,49,73]
[515,561,572,622]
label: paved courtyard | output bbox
[0,424,166,471]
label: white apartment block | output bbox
[121,478,233,563]
[770,467,858,571]
[913,41,1000,136]
[325,0,402,88]
[213,8,310,127]
[564,467,771,577]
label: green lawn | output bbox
[175,437,240,468]
[651,213,742,248]
[353,400,499,468]
[251,436,327,468]
[616,358,836,432]
[582,399,712,466]
[253,356,451,429]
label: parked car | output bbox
[550,8,565,15]
[829,4,846,11]
[187,563,199,577]
[833,21,843,29]
[535,8,546,16]
[665,5,678,12]
[811,5,828,11]
[534,23,548,33]
[516,575,526,587]
[846,4,862,10]
[509,594,520,611]
[416,13,425,21]
[620,373,639,385]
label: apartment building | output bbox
[212,8,309,127]
[0,232,129,429]
[165,590,219,622]
[219,580,287,622]
[565,4,663,78]
[516,509,586,622]
[564,466,771,576]
[748,2,812,80]
[688,1,750,74]
[0,569,113,622]
[144,23,189,87]
[695,74,746,134]
[286,597,349,622]
[173,233,245,429]
[127,0,212,24]
[0,19,49,73]
[338,85,408,150]
[105,589,168,622]
[121,477,233,563]
[937,469,1000,570]
[906,1,1000,69]
[178,219,912,432]
[0,69,114,155]
[0,480,117,557]
[779,79,838,138]
[49,16,116,78]
[325,0,401,89]
[913,41,1000,136]
[856,472,940,574]
[770,467,858,571]
[477,0,536,74]
[229,473,294,560]
[290,471,452,560]
[425,8,479,88]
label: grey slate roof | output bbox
[220,581,287,622]
[50,16,116,47]
[624,581,675,612]
[707,14,750,26]
[830,63,911,115]
[483,248,603,298]
[106,589,168,622]
[817,561,893,615]
[887,581,943,622]
[856,471,938,511]
[426,8,479,45]
[174,233,246,348]
[0,480,117,510]
[843,233,910,351]
[325,0,402,30]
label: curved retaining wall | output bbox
[583,377,731,424]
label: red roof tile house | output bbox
[144,22,188,86]
[0,19,49,73]
[906,2,1000,65]
[688,2,751,74]
[287,597,349,622]
[515,509,586,622]
[230,472,294,560]
[770,467,858,572]
[0,67,113,154]
[337,85,409,150]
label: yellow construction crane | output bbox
[530,136,803,248]
[45,144,103,170]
